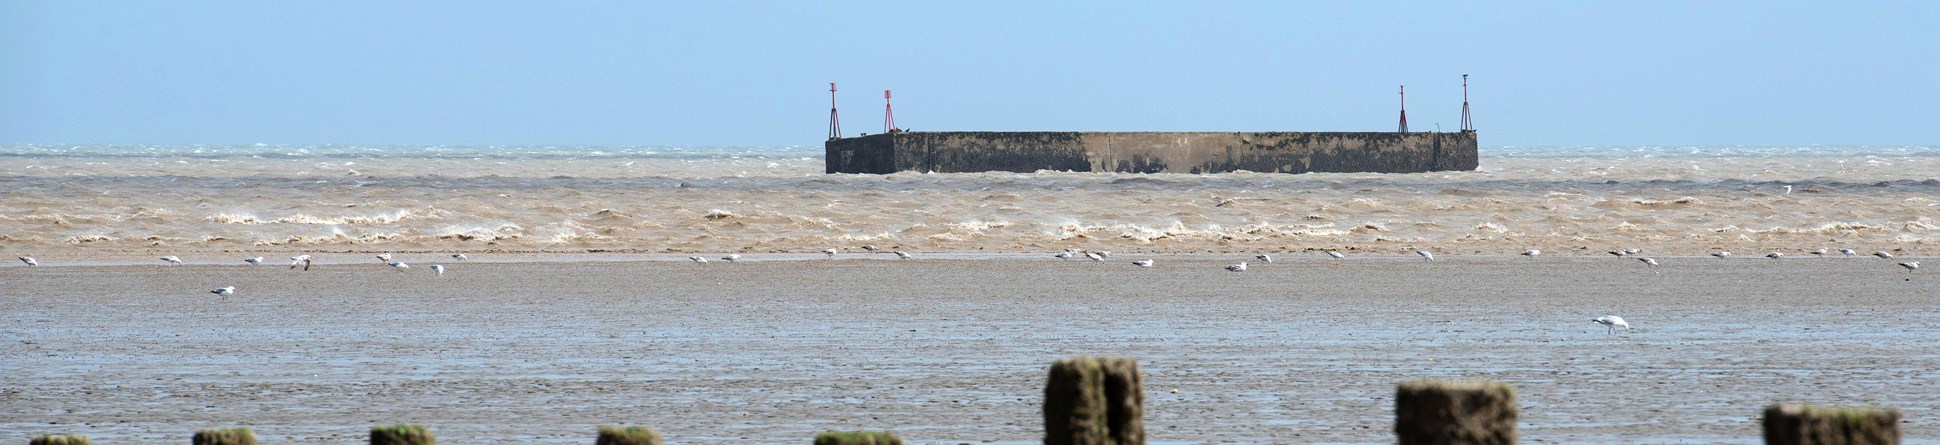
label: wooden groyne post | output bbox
[1394,380,1518,445]
[1763,404,1900,445]
[1044,356,1144,445]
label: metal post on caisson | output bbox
[828,83,842,140]
[1398,85,1409,133]
[883,90,898,133]
[1461,75,1474,132]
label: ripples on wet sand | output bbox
[4,255,1936,443]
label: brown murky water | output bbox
[3,254,1936,444]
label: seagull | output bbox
[1607,250,1629,258]
[1638,257,1660,273]
[1625,248,1643,256]
[1417,251,1435,261]
[211,286,235,297]
[290,255,312,271]
[894,251,913,259]
[1782,185,1793,195]
[1874,251,1894,259]
[1325,251,1345,259]
[1054,251,1075,260]
[721,254,741,262]
[1132,259,1153,268]
[387,261,410,272]
[1225,261,1248,272]
[431,264,445,275]
[243,257,265,266]
[451,253,468,261]
[1084,251,1104,261]
[862,245,879,253]
[18,257,37,267]
[1765,252,1783,260]
[376,253,392,262]
[822,248,838,258]
[1256,254,1273,263]
[1839,247,1857,257]
[1094,251,1111,259]
[161,256,184,266]
[1811,248,1828,258]
[688,256,708,264]
[1901,261,1920,273]
[1712,251,1731,259]
[1521,249,1540,257]
[1592,316,1631,335]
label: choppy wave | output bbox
[2,144,1938,254]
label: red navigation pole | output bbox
[883,90,898,133]
[1460,74,1474,132]
[828,83,842,140]
[1397,85,1409,133]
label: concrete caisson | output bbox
[825,131,1477,174]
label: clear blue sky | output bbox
[4,1,1935,147]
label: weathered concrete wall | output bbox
[825,131,1477,174]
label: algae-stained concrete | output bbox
[825,131,1477,174]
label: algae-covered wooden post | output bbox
[1763,404,1901,445]
[812,430,905,445]
[370,424,435,445]
[1044,356,1144,445]
[28,434,89,445]
[596,426,663,445]
[193,428,258,445]
[1394,380,1517,445]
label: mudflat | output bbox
[3,254,1934,444]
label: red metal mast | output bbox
[1460,75,1473,132]
[828,83,842,140]
[883,90,898,133]
[1397,85,1409,133]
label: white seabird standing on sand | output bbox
[1132,259,1153,268]
[376,253,393,262]
[1638,257,1660,273]
[688,256,708,264]
[1766,252,1783,260]
[721,254,741,262]
[1593,316,1630,334]
[244,257,265,265]
[432,264,446,275]
[1085,251,1104,261]
[1055,251,1075,260]
[823,248,838,258]
[19,257,37,266]
[1417,251,1435,261]
[862,245,879,253]
[1225,261,1247,272]
[1326,251,1345,259]
[212,286,235,297]
[1711,251,1731,259]
[290,255,313,271]
[1875,251,1895,259]
[387,261,410,272]
[1839,247,1857,257]
[161,255,184,266]
[1812,248,1828,258]
[894,251,913,259]
[1901,261,1920,274]
[1521,249,1540,257]
[1256,254,1273,263]
[451,253,468,261]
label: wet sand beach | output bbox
[4,254,1935,444]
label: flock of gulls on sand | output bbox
[12,244,1923,336]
